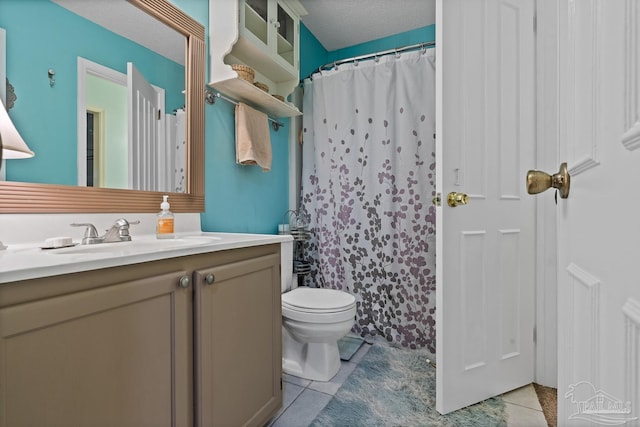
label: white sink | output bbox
[47,235,222,256]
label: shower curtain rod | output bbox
[315,41,435,75]
[205,89,285,131]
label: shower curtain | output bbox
[300,49,436,351]
[170,108,187,193]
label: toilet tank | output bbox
[280,240,293,293]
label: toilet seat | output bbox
[282,287,355,312]
[282,287,356,323]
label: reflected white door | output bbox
[435,0,536,414]
[556,0,640,424]
[127,62,165,191]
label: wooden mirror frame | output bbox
[0,0,205,213]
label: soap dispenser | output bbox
[156,195,174,239]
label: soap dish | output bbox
[40,243,78,250]
[40,236,76,250]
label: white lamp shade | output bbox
[0,99,34,159]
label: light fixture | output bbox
[0,98,34,251]
[0,98,34,159]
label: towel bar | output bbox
[205,90,284,131]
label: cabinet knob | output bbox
[205,273,215,285]
[178,275,190,289]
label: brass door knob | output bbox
[526,162,570,199]
[447,192,469,207]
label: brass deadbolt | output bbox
[526,162,570,199]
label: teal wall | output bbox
[1,0,433,236]
[170,0,289,235]
[200,100,290,234]
[0,0,184,186]
[194,17,434,234]
[300,24,435,82]
[299,24,329,81]
[327,25,436,63]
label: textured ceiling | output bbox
[54,0,436,65]
[299,0,436,51]
[53,0,184,65]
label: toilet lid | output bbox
[282,287,356,312]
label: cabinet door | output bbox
[0,270,192,427]
[273,0,298,69]
[242,0,269,48]
[239,0,298,75]
[195,253,281,427]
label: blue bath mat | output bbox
[311,343,507,427]
[338,335,364,361]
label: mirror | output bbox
[0,0,205,213]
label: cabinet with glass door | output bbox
[208,0,307,117]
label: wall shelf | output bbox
[208,78,301,117]
[208,0,306,118]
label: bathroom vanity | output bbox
[0,232,288,427]
[0,0,289,423]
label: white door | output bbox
[555,1,640,424]
[127,62,164,191]
[435,0,536,414]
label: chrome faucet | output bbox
[71,218,140,245]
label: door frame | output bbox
[77,57,127,187]
[85,107,106,187]
[1,27,7,181]
[533,0,560,389]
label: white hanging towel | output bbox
[235,103,272,172]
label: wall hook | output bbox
[205,89,216,105]
[48,69,56,87]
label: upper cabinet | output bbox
[209,0,307,117]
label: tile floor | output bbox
[502,384,549,427]
[268,342,550,427]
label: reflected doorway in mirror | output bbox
[77,57,186,193]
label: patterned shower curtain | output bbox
[300,49,437,351]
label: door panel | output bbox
[127,62,164,191]
[436,0,536,414]
[556,0,640,424]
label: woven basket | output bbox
[231,64,255,83]
[254,81,269,93]
[272,94,285,102]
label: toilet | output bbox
[281,287,357,381]
[280,242,357,381]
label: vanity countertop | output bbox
[0,232,293,284]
